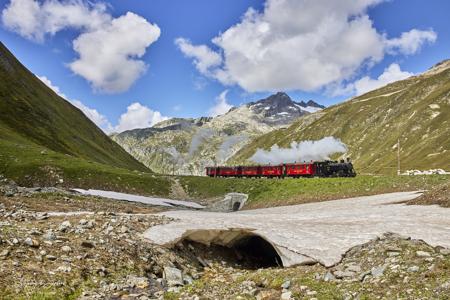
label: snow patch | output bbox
[73,189,205,209]
[402,169,449,175]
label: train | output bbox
[206,159,356,178]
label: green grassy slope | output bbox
[179,175,450,208]
[230,61,450,175]
[0,42,147,173]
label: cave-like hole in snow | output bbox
[180,230,283,269]
[233,235,283,268]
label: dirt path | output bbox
[144,191,450,267]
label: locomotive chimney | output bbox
[347,157,351,163]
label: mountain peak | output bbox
[306,100,326,109]
[246,92,324,126]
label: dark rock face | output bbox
[248,92,324,126]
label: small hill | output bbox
[112,93,324,175]
[0,42,154,189]
[230,60,450,174]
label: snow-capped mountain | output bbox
[247,92,325,126]
[111,92,324,175]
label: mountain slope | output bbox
[112,93,324,175]
[0,42,149,175]
[229,60,450,174]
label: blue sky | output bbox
[1,0,449,132]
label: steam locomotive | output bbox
[206,159,356,178]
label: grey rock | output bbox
[280,291,292,300]
[346,264,361,273]
[126,276,149,289]
[281,280,291,289]
[24,237,40,248]
[441,281,450,289]
[371,265,386,278]
[119,225,129,234]
[416,251,431,257]
[59,221,72,232]
[79,219,88,225]
[387,251,400,257]
[61,245,72,253]
[56,265,72,273]
[439,248,450,255]
[43,231,57,241]
[183,275,194,285]
[333,270,355,279]
[407,266,420,272]
[323,271,336,282]
[163,266,184,286]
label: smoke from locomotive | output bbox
[250,137,347,164]
[207,137,356,178]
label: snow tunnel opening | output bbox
[178,230,283,269]
[233,235,283,268]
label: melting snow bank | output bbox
[143,191,450,267]
[402,169,450,175]
[72,189,204,209]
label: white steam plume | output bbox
[216,134,248,163]
[250,137,348,165]
[188,128,214,157]
[165,146,184,164]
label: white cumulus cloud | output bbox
[2,0,160,93]
[175,38,222,74]
[2,0,110,42]
[69,12,160,93]
[177,0,437,93]
[385,29,437,55]
[114,102,169,133]
[337,63,414,96]
[208,90,233,117]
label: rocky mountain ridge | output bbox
[112,93,324,175]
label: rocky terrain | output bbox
[1,175,450,299]
[111,93,324,176]
[230,59,450,175]
[408,180,450,207]
[0,178,201,299]
[170,233,450,299]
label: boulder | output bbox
[163,266,183,286]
